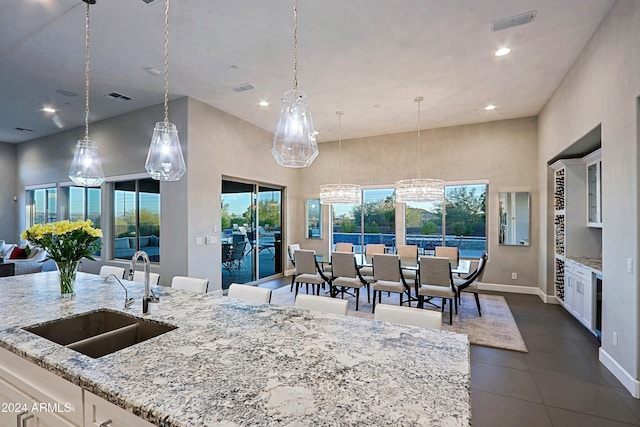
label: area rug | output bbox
[270,286,528,353]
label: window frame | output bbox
[25,183,58,227]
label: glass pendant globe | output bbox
[145,121,186,181]
[68,138,105,187]
[271,89,319,168]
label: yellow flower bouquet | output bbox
[22,220,102,296]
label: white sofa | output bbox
[0,242,49,275]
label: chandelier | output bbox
[395,96,444,203]
[68,0,105,187]
[145,0,186,181]
[271,0,318,168]
[319,111,361,205]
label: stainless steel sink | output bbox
[23,309,177,358]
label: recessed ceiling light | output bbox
[258,100,269,107]
[143,66,161,76]
[314,130,319,135]
[42,107,56,113]
[495,47,511,57]
[484,104,497,111]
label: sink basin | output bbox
[23,309,177,358]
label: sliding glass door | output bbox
[221,179,283,289]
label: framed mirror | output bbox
[499,192,530,246]
[306,199,322,239]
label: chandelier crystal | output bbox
[271,0,318,168]
[69,0,105,187]
[319,111,361,205]
[395,96,444,203]
[145,0,186,181]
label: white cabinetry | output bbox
[84,391,155,427]
[0,378,75,427]
[585,148,602,228]
[564,261,595,330]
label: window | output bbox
[332,188,396,253]
[405,183,487,258]
[113,179,160,262]
[27,187,57,226]
[68,186,101,227]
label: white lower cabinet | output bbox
[564,261,594,330]
[1,348,154,427]
[84,391,155,427]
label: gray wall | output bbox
[299,117,540,288]
[538,0,640,392]
[0,142,17,241]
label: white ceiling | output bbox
[0,0,615,144]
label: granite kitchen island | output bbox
[0,272,470,426]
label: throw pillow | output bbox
[9,247,28,259]
[114,238,130,250]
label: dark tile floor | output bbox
[258,277,639,426]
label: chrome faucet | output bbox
[129,250,158,314]
[104,273,135,309]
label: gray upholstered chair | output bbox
[374,303,442,330]
[171,276,209,293]
[371,253,411,312]
[295,294,348,315]
[417,256,456,325]
[396,244,418,284]
[453,252,488,316]
[287,243,301,291]
[435,246,459,265]
[334,242,353,252]
[330,251,371,311]
[292,250,330,297]
[358,243,385,277]
[228,283,272,304]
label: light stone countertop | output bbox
[565,256,602,274]
[0,272,471,426]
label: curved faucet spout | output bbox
[129,250,157,313]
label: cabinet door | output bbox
[573,278,584,319]
[581,273,594,329]
[84,390,155,427]
[564,273,575,312]
[0,378,76,427]
[0,377,26,426]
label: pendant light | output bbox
[271,0,319,168]
[145,0,186,181]
[395,96,444,203]
[319,111,361,205]
[68,0,105,187]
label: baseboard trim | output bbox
[478,282,540,295]
[599,348,640,398]
[285,268,295,276]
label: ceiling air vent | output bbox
[106,92,132,102]
[141,0,160,5]
[232,83,255,93]
[15,127,33,133]
[491,10,537,32]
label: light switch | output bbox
[213,225,218,233]
[627,258,633,274]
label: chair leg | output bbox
[355,288,360,311]
[441,298,446,312]
[366,284,371,303]
[454,294,458,315]
[474,292,482,316]
[290,275,295,292]
[399,293,403,307]
[295,282,299,298]
[449,298,453,325]
[372,290,377,313]
[418,295,424,309]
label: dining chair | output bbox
[371,253,412,313]
[417,256,456,325]
[435,246,459,265]
[374,303,442,330]
[229,241,247,270]
[287,243,301,291]
[132,270,160,286]
[334,242,353,252]
[99,265,125,279]
[453,252,488,316]
[330,251,371,311]
[171,276,209,294]
[359,243,385,277]
[221,243,234,272]
[228,283,272,304]
[292,250,331,297]
[396,244,418,284]
[295,294,349,315]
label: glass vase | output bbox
[56,260,79,298]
